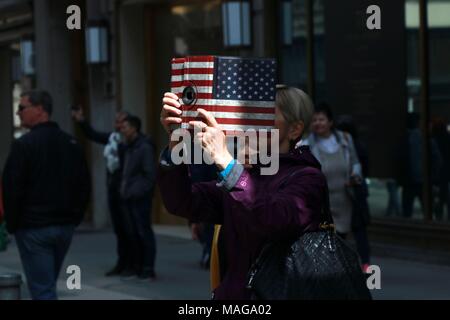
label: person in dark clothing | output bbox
[396,113,442,218]
[335,115,369,178]
[0,173,9,252]
[120,115,157,280]
[431,117,450,220]
[2,90,91,300]
[72,107,132,276]
[336,115,371,271]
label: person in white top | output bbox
[302,103,370,272]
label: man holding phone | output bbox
[72,106,133,277]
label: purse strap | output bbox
[321,181,335,230]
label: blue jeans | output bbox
[122,197,156,273]
[15,225,75,300]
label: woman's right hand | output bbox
[161,92,182,134]
[161,92,183,149]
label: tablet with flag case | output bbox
[170,56,277,135]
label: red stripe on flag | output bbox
[182,117,274,126]
[172,68,214,76]
[223,130,276,136]
[194,93,213,99]
[185,56,215,62]
[172,93,214,100]
[172,58,186,64]
[171,80,214,87]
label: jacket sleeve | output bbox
[157,149,224,224]
[78,148,92,217]
[0,183,4,221]
[1,140,27,233]
[221,164,326,238]
[142,142,156,191]
[346,133,362,178]
[77,121,111,145]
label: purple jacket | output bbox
[157,146,327,300]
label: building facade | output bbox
[1,0,449,253]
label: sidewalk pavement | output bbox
[1,225,450,300]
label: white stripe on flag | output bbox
[171,74,214,82]
[183,111,275,120]
[172,86,213,94]
[219,124,275,131]
[172,62,215,70]
[194,99,274,108]
[180,123,274,131]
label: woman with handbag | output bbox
[158,86,328,299]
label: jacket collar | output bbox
[30,121,59,131]
[126,133,145,148]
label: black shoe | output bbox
[105,265,125,277]
[138,270,156,281]
[120,268,138,280]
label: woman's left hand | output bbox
[346,174,362,187]
[189,108,233,171]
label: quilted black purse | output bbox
[246,169,372,300]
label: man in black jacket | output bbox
[72,106,132,276]
[2,90,91,300]
[120,115,157,280]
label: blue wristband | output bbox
[219,159,236,180]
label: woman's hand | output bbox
[346,174,362,187]
[190,223,201,241]
[161,92,183,149]
[71,106,85,122]
[189,109,233,171]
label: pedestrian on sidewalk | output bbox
[431,117,450,220]
[304,103,362,239]
[303,104,372,273]
[0,173,9,252]
[72,106,133,276]
[120,115,157,280]
[335,115,372,272]
[2,90,91,300]
[395,113,442,218]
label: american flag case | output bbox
[170,56,277,134]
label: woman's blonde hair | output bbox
[276,85,314,141]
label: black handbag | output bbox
[246,169,372,300]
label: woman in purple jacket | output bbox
[158,86,328,300]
